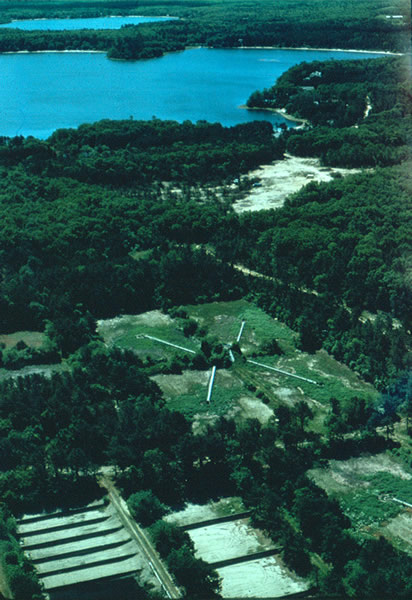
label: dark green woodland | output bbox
[0,1,411,599]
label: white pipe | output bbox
[206,366,217,403]
[236,321,246,343]
[247,359,318,385]
[142,334,196,354]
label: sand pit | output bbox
[233,154,362,213]
[166,499,309,597]
[218,555,308,597]
[189,519,267,563]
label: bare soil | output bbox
[165,497,246,527]
[236,397,274,423]
[233,154,362,213]
[152,370,210,396]
[166,500,308,597]
[97,310,173,343]
[218,556,308,598]
[310,453,412,496]
[0,331,46,349]
[380,512,412,555]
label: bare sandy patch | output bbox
[331,454,412,481]
[218,556,308,597]
[233,154,362,213]
[166,500,308,596]
[238,397,274,423]
[152,370,210,396]
[0,331,47,349]
[165,497,245,527]
[189,519,267,563]
[309,453,412,496]
[97,311,173,343]
[98,310,171,331]
[381,512,412,555]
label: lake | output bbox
[0,16,176,31]
[0,47,382,139]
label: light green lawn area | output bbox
[166,384,240,419]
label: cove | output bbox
[0,16,176,31]
[0,47,381,139]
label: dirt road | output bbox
[100,476,181,599]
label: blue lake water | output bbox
[0,16,176,31]
[0,47,381,139]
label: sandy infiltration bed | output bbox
[233,153,361,213]
[166,499,309,597]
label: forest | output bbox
[0,0,410,58]
[1,342,412,599]
[248,56,412,167]
[0,2,411,598]
[0,59,409,386]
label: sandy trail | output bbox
[233,154,362,213]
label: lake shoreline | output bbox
[0,46,388,138]
[0,44,403,57]
[233,45,403,56]
[239,105,308,126]
[0,15,176,24]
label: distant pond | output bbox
[0,15,176,31]
[0,46,382,139]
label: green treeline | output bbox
[0,51,410,599]
[248,56,412,167]
[1,119,282,184]
[225,56,412,386]
[0,508,43,600]
[0,0,409,58]
[0,1,146,21]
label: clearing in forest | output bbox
[308,452,412,555]
[98,300,377,430]
[0,330,47,349]
[166,497,309,598]
[233,154,363,213]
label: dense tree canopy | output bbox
[248,57,412,167]
[0,0,409,57]
[0,34,410,599]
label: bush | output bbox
[149,520,194,559]
[127,490,168,527]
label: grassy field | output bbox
[97,311,200,359]
[186,299,297,355]
[309,453,412,554]
[98,300,378,429]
